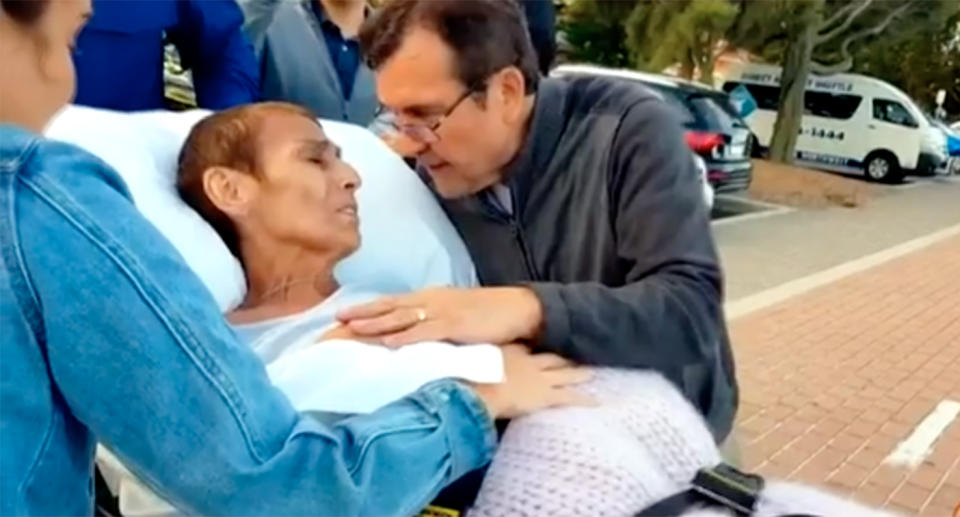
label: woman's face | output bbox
[236,113,362,260]
[0,0,91,132]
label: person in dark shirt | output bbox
[73,0,259,111]
[239,0,378,125]
[518,0,556,74]
[310,0,362,104]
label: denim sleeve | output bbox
[14,140,496,516]
[168,0,261,108]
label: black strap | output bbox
[635,489,706,516]
[636,463,764,516]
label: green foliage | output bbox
[560,0,737,83]
[726,0,821,63]
[851,10,960,116]
[626,0,738,83]
[728,0,955,75]
[559,0,959,116]
[557,0,636,68]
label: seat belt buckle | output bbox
[691,463,765,516]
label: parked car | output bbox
[719,62,937,183]
[552,64,754,193]
[693,154,715,209]
[919,114,950,175]
[931,119,960,176]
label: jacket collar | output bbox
[497,77,567,214]
[0,124,40,172]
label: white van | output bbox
[719,63,931,182]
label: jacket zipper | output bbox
[510,220,540,282]
[480,189,541,281]
[508,188,542,281]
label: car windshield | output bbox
[648,85,697,125]
[646,83,746,132]
[686,92,747,131]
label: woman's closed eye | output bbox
[307,155,329,167]
[302,142,342,168]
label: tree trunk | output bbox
[678,48,696,80]
[769,22,816,164]
[697,49,716,87]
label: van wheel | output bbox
[864,152,903,183]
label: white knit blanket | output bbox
[469,369,903,517]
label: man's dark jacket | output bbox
[441,75,738,441]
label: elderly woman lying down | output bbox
[104,102,900,517]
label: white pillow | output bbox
[45,105,477,311]
[46,106,246,310]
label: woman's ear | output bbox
[202,166,258,217]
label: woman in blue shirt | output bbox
[0,1,585,515]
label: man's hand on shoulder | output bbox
[335,287,544,346]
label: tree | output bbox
[729,0,933,163]
[626,0,738,85]
[560,0,736,84]
[852,13,960,117]
[557,0,636,68]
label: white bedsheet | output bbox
[270,339,503,414]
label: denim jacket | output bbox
[0,124,496,516]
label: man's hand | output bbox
[335,287,544,346]
[317,323,381,345]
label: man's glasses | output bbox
[377,86,479,144]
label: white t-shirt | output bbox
[234,285,503,414]
[491,183,513,215]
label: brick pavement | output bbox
[729,236,960,516]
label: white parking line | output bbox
[896,175,960,190]
[711,195,794,227]
[884,399,960,468]
[726,222,960,320]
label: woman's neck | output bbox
[247,272,338,307]
[238,240,341,318]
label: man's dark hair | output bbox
[359,0,540,94]
[1,0,48,25]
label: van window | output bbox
[804,91,862,120]
[724,81,862,120]
[873,99,918,128]
[722,82,779,110]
